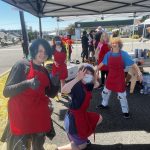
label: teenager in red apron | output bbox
[97,37,143,119]
[58,64,102,150]
[98,32,110,86]
[2,39,53,150]
[52,36,68,99]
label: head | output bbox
[53,36,66,53]
[29,38,52,64]
[83,31,87,36]
[110,37,123,50]
[96,26,103,32]
[100,32,109,43]
[90,30,95,35]
[67,34,71,39]
[79,64,95,91]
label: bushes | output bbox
[131,35,140,39]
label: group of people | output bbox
[1,29,143,150]
[81,26,104,62]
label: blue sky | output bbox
[0,1,75,31]
[0,1,149,32]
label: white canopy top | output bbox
[2,0,150,17]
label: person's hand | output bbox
[137,74,143,83]
[28,76,40,89]
[94,65,99,74]
[54,61,59,67]
[76,68,86,81]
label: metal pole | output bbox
[19,11,29,58]
[57,17,59,35]
[39,17,42,38]
[131,13,136,51]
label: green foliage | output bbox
[131,34,140,39]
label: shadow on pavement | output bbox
[89,86,150,133]
[85,144,150,150]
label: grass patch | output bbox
[0,74,8,147]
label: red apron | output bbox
[70,86,100,139]
[52,51,68,80]
[8,61,51,135]
[105,51,126,92]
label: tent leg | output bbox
[19,11,29,58]
[39,17,42,38]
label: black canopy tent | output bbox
[2,0,150,56]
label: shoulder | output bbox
[71,81,83,93]
[121,50,128,55]
[121,50,130,57]
[13,59,29,70]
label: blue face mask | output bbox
[55,41,61,45]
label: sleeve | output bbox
[102,52,110,65]
[98,44,108,64]
[70,82,85,101]
[44,69,52,97]
[122,51,134,67]
[3,61,31,98]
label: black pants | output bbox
[101,71,108,85]
[1,122,46,150]
[82,46,88,62]
[7,133,45,150]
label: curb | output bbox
[0,69,11,78]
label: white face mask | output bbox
[83,74,94,83]
[56,47,62,52]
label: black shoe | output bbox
[96,104,109,109]
[123,113,130,119]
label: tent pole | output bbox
[39,17,42,38]
[19,11,29,58]
[131,13,136,51]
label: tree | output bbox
[141,15,150,23]
[66,24,75,35]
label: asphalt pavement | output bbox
[1,40,150,150]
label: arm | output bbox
[122,51,142,82]
[131,63,143,82]
[61,78,80,94]
[3,62,30,98]
[97,62,104,70]
[3,61,40,98]
[61,68,86,94]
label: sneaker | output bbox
[61,93,69,99]
[123,113,130,119]
[96,104,109,109]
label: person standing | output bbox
[51,36,68,99]
[97,32,110,86]
[81,31,89,62]
[2,39,53,149]
[95,26,103,49]
[88,30,95,58]
[96,37,142,118]
[57,64,102,150]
